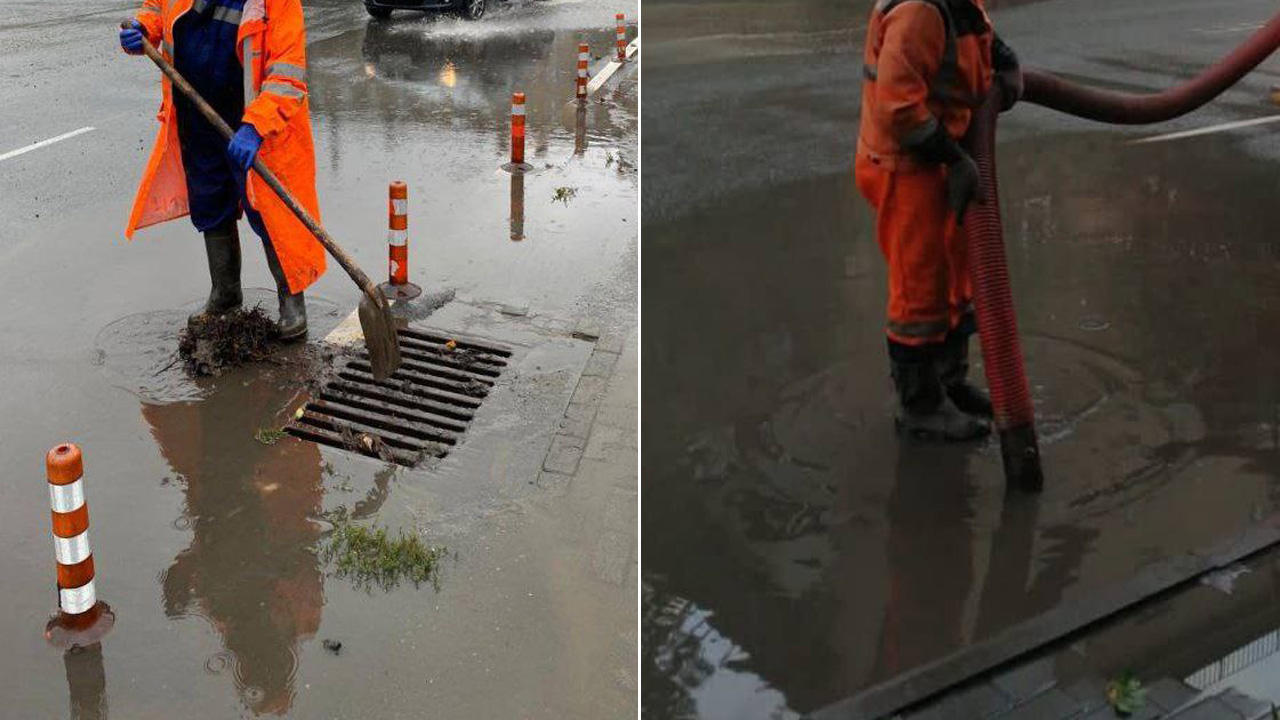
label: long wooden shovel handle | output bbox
[127,24,382,304]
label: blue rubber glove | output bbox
[120,20,145,55]
[227,124,263,176]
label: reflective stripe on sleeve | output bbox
[243,38,256,102]
[266,62,306,81]
[262,82,305,100]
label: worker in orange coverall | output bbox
[855,0,1021,441]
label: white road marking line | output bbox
[0,126,96,163]
[1130,115,1280,144]
[1194,22,1263,34]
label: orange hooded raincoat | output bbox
[126,0,325,295]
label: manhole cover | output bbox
[285,327,512,466]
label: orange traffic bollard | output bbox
[510,92,527,167]
[379,181,422,301]
[615,13,627,61]
[44,443,114,648]
[576,42,590,101]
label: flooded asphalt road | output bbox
[643,0,1280,716]
[0,0,635,717]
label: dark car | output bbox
[365,0,491,21]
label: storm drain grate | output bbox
[285,327,513,466]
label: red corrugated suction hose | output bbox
[963,88,1044,492]
[1023,9,1280,123]
[967,10,1280,492]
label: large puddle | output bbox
[642,129,1280,714]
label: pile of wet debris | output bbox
[178,307,278,376]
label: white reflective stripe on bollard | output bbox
[49,478,86,514]
[389,230,408,247]
[54,530,92,566]
[511,105,526,116]
[59,580,96,615]
[391,199,408,215]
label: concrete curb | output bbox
[586,39,639,98]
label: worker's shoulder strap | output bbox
[866,0,957,87]
[877,0,988,35]
[872,0,990,106]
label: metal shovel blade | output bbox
[358,293,401,381]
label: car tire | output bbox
[457,0,485,20]
[365,5,393,18]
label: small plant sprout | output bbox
[254,427,287,445]
[1105,672,1146,717]
[552,186,578,205]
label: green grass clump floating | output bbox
[320,516,444,591]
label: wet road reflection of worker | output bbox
[873,443,1093,679]
[873,444,975,677]
[142,378,322,716]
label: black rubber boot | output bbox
[889,340,989,442]
[263,240,307,342]
[189,221,243,323]
[938,320,993,419]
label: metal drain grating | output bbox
[285,328,513,466]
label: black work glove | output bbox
[904,124,988,222]
[992,33,1022,111]
[946,154,986,221]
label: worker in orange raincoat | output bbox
[120,0,325,341]
[855,0,1021,441]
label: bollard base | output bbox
[45,601,114,649]
[999,422,1044,494]
[379,281,422,301]
[501,162,535,174]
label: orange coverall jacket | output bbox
[855,0,994,345]
[126,0,326,295]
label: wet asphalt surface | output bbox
[0,0,634,717]
[642,0,1280,716]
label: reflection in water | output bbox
[143,376,323,716]
[307,19,631,158]
[64,643,107,720]
[574,103,588,157]
[438,60,457,88]
[509,170,525,242]
[642,580,798,720]
[873,445,976,679]
[872,444,1095,682]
